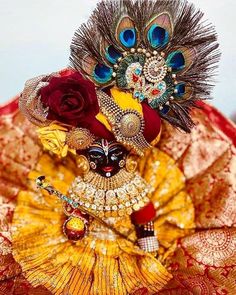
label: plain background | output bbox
[0,0,235,118]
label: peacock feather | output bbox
[70,0,220,132]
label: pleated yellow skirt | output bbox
[12,148,195,294]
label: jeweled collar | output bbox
[68,169,151,218]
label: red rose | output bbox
[40,71,99,127]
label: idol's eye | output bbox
[89,154,102,159]
[111,150,123,158]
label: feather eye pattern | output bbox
[144,12,173,49]
[70,0,220,132]
[115,15,138,49]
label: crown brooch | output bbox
[97,90,150,155]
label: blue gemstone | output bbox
[93,64,113,84]
[160,105,170,114]
[166,51,185,72]
[73,202,78,208]
[105,45,122,64]
[147,24,169,49]
[134,92,140,98]
[139,94,145,101]
[135,68,141,75]
[119,28,137,48]
[175,83,186,97]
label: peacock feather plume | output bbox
[70,0,220,132]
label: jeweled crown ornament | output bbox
[70,0,220,132]
[19,0,219,158]
[97,90,150,155]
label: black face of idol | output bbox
[86,139,128,178]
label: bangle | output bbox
[138,236,159,252]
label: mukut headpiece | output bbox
[70,0,220,132]
[19,0,220,157]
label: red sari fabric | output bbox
[0,97,235,294]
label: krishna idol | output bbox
[0,0,236,294]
